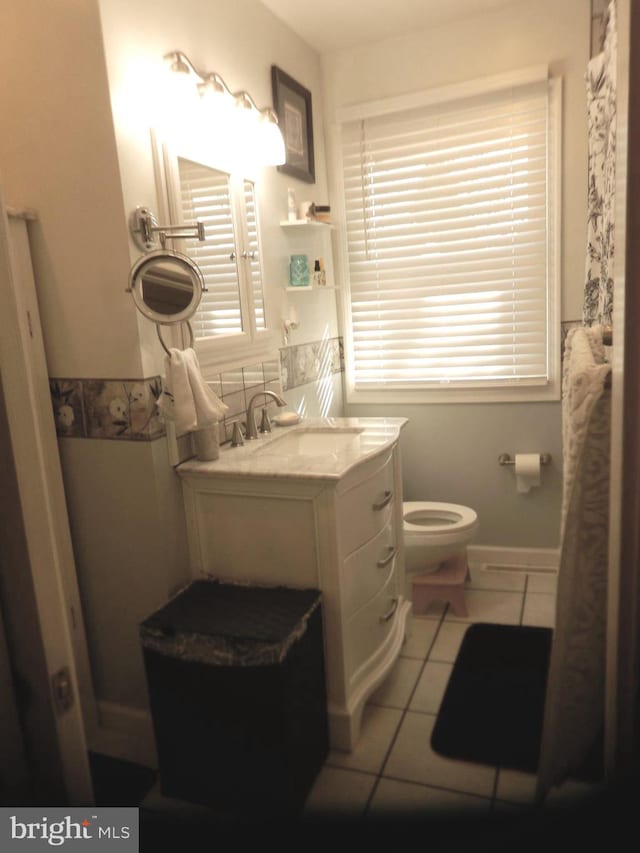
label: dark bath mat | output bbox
[431,623,604,781]
[89,751,157,806]
[431,623,553,774]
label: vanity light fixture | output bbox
[163,50,286,167]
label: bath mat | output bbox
[431,623,603,780]
[431,623,553,774]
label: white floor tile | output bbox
[492,799,533,814]
[522,592,556,628]
[401,617,440,659]
[369,657,423,710]
[383,712,497,797]
[326,705,403,775]
[369,777,491,816]
[429,622,469,663]
[495,768,538,805]
[526,572,558,594]
[546,778,605,806]
[496,769,603,809]
[304,766,376,817]
[444,589,523,625]
[411,600,447,618]
[141,781,223,818]
[468,565,526,592]
[409,662,453,715]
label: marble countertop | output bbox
[177,417,408,481]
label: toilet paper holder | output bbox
[498,453,551,466]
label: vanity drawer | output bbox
[342,522,396,617]
[338,454,395,556]
[345,570,399,682]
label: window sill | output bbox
[345,383,561,405]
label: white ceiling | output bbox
[258,0,519,54]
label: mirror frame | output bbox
[127,248,205,325]
[150,129,277,369]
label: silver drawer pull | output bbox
[372,490,393,511]
[380,597,399,623]
[376,546,396,568]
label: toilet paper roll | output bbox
[515,453,541,494]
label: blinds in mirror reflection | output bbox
[178,157,243,338]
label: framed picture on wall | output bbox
[271,66,315,184]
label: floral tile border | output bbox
[49,376,165,441]
[279,336,344,392]
[50,342,343,444]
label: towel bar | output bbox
[157,321,194,356]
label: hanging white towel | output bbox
[156,347,228,434]
[536,325,611,801]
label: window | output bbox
[338,69,561,402]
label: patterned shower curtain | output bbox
[535,1,617,800]
[583,1,617,326]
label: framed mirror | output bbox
[151,130,273,363]
[128,249,205,325]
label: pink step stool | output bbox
[412,552,470,617]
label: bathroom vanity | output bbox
[177,417,410,751]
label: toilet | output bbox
[403,501,478,573]
[402,501,479,615]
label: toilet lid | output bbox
[403,501,478,534]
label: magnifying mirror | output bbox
[127,249,205,325]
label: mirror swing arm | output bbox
[129,205,206,251]
[126,206,207,355]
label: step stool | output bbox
[412,551,470,617]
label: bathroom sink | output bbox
[260,427,364,457]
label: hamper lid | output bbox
[140,579,322,667]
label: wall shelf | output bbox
[281,218,336,290]
[285,285,340,292]
[280,219,333,229]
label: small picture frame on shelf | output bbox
[271,66,315,184]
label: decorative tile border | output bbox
[50,376,165,441]
[279,336,344,392]
[49,339,344,445]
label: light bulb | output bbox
[259,112,286,166]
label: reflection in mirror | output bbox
[140,258,196,315]
[177,158,243,337]
[128,249,204,324]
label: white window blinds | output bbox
[178,157,243,338]
[340,77,558,393]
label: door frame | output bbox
[0,184,95,803]
[605,0,640,784]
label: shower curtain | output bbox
[583,1,617,327]
[535,1,617,800]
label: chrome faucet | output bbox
[245,389,287,440]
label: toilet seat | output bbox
[403,501,478,546]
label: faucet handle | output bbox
[231,420,245,447]
[259,407,272,434]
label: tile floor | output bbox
[303,563,601,820]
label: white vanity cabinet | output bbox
[178,419,411,752]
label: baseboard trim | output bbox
[91,701,157,769]
[467,544,560,573]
